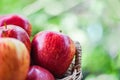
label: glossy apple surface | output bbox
[26,65,55,80]
[0,38,30,80]
[0,25,31,52]
[31,31,76,78]
[0,14,32,36]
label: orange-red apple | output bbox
[0,38,30,80]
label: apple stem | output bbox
[4,22,7,29]
[2,22,7,37]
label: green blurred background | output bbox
[0,0,120,80]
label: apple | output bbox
[26,65,55,80]
[0,25,31,52]
[0,38,30,80]
[0,14,32,36]
[31,31,76,78]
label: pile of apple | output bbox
[0,14,76,80]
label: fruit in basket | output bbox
[26,65,55,80]
[0,14,32,36]
[31,31,76,78]
[0,38,30,80]
[0,25,31,52]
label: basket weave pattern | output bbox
[57,41,82,80]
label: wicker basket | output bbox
[56,41,82,80]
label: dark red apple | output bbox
[0,38,30,80]
[0,14,32,36]
[31,31,76,78]
[26,65,55,80]
[0,25,31,52]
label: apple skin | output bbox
[0,25,31,52]
[26,65,55,80]
[0,38,30,80]
[31,31,76,78]
[0,14,32,36]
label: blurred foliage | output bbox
[0,0,120,79]
[82,45,113,73]
[85,74,119,80]
[116,51,120,68]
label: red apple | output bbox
[0,38,30,80]
[26,65,55,80]
[0,25,31,52]
[0,14,32,36]
[31,31,76,78]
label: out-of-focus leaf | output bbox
[115,51,120,69]
[82,45,113,74]
[85,74,118,80]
